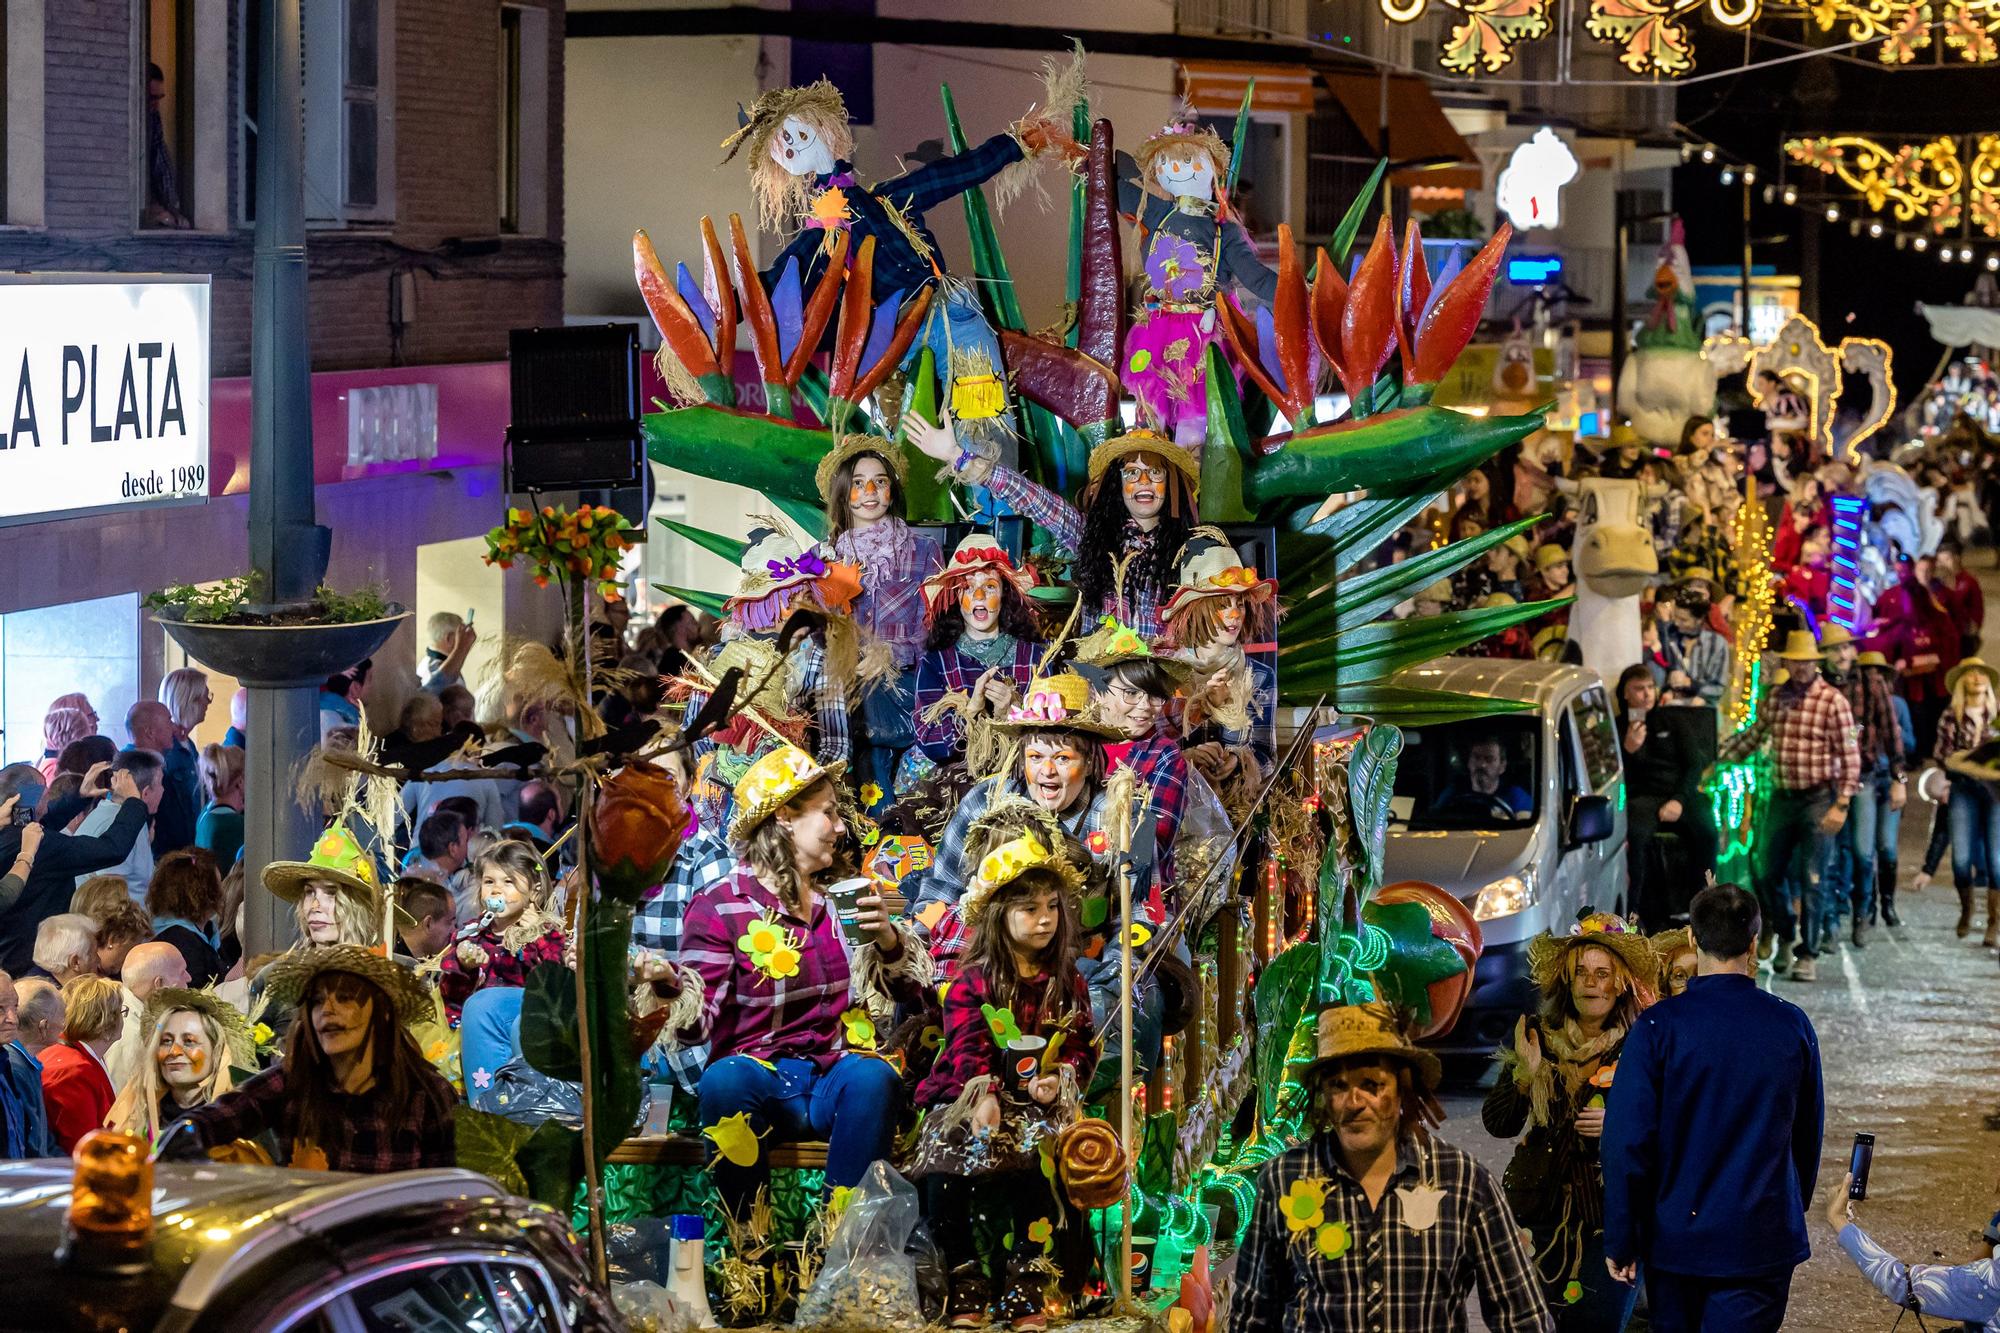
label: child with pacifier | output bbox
[436,839,567,1024]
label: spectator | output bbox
[195,743,245,871]
[319,659,371,739]
[502,779,563,857]
[216,862,245,976]
[147,848,226,988]
[49,738,119,830]
[438,684,478,731]
[37,695,98,784]
[1616,666,1718,925]
[105,942,192,1091]
[1869,555,1962,758]
[419,612,478,693]
[223,687,248,749]
[403,809,472,904]
[400,752,505,845]
[1651,588,1730,705]
[1933,539,1984,657]
[386,693,443,752]
[71,749,166,901]
[1825,1159,2000,1328]
[143,61,189,227]
[1602,882,1823,1333]
[13,977,61,1062]
[1819,626,1907,948]
[70,875,132,931]
[0,762,146,976]
[0,971,49,1158]
[40,975,122,1153]
[28,914,97,986]
[92,901,153,979]
[153,669,210,858]
[1232,1002,1551,1333]
[393,877,455,962]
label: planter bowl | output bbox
[154,605,411,688]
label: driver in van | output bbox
[1437,737,1534,818]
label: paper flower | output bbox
[1281,1178,1327,1233]
[1314,1221,1351,1259]
[1027,1217,1054,1249]
[1563,1280,1584,1305]
[736,914,803,981]
[982,1002,1023,1049]
[1147,235,1208,301]
[471,1067,494,1090]
[764,945,802,981]
[705,1112,762,1167]
[860,781,884,808]
[738,918,785,959]
[841,1006,877,1050]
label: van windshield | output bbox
[1387,715,1541,831]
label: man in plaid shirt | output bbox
[1715,631,1860,982]
[633,829,734,1097]
[1233,1003,1550,1333]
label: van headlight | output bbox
[1473,872,1535,921]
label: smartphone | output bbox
[1848,1133,1875,1200]
[465,607,475,626]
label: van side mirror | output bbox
[1568,794,1614,847]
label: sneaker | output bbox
[1788,956,1818,982]
[1758,932,1775,961]
[1774,940,1794,975]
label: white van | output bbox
[1378,657,1629,1056]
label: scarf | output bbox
[1494,1019,1624,1129]
[958,632,1019,670]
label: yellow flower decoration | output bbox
[1281,1177,1327,1233]
[976,830,1056,888]
[920,1024,943,1051]
[738,918,785,960]
[830,1185,855,1218]
[704,1112,762,1168]
[764,945,802,981]
[841,1006,877,1050]
[250,1023,275,1047]
[1127,923,1154,950]
[860,782,884,807]
[1027,1217,1053,1249]
[1314,1221,1351,1260]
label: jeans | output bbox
[1552,1229,1639,1332]
[1947,780,2000,890]
[1751,786,1835,958]
[697,1053,902,1214]
[1844,767,1901,920]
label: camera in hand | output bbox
[1848,1132,1874,1200]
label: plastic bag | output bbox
[609,1279,697,1333]
[795,1162,928,1332]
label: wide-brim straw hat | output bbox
[814,435,909,506]
[991,672,1127,739]
[1534,544,1570,573]
[259,943,435,1026]
[921,534,1036,611]
[1947,656,2000,696]
[1299,1002,1442,1092]
[142,986,257,1068]
[1132,120,1230,199]
[1083,429,1201,497]
[1526,913,1657,992]
[725,526,861,610]
[728,743,847,845]
[1162,530,1276,621]
[1775,629,1824,661]
[262,826,414,930]
[1070,615,1196,690]
[1817,622,1856,651]
[1857,650,1891,670]
[960,825,1086,926]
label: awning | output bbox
[1180,60,1319,116]
[1321,71,1481,191]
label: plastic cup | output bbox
[1130,1235,1157,1291]
[1005,1035,1048,1094]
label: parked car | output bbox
[0,1140,621,1332]
[1379,657,1628,1056]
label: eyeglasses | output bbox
[1105,683,1157,706]
[1120,465,1167,485]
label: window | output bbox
[0,0,44,228]
[135,0,224,231]
[235,0,260,225]
[0,594,140,767]
[1572,687,1624,791]
[348,1260,560,1332]
[1388,714,1541,831]
[305,0,394,225]
[496,5,548,236]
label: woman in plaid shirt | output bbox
[909,537,1045,774]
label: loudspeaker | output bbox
[506,324,643,491]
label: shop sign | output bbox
[1495,128,1578,231]
[0,275,210,525]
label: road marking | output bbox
[1840,946,1868,1014]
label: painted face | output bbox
[1215,595,1246,646]
[959,571,1005,636]
[1325,1059,1402,1160]
[156,1010,214,1093]
[310,981,375,1062]
[479,864,535,928]
[1663,948,1696,997]
[847,455,893,526]
[1569,945,1622,1025]
[1098,677,1164,740]
[1152,150,1216,201]
[1023,739,1088,813]
[302,882,343,944]
[1120,453,1169,522]
[1005,887,1062,960]
[769,114,835,178]
[777,784,846,878]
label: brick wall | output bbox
[3,0,565,378]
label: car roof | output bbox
[1393,656,1604,708]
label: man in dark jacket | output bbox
[0,972,49,1158]
[128,699,199,858]
[1601,881,1824,1332]
[0,763,149,977]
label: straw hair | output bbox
[722,81,856,232]
[1133,121,1231,201]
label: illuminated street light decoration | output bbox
[1787,133,2000,237]
[1495,128,1579,230]
[1707,312,1895,464]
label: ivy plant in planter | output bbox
[147,574,411,688]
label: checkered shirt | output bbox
[912,640,1043,764]
[1718,675,1860,796]
[978,464,1169,639]
[1109,731,1191,894]
[1826,665,1906,777]
[1932,702,1996,763]
[436,921,568,1024]
[914,961,1096,1108]
[634,829,735,1093]
[172,1063,458,1173]
[1231,1132,1553,1333]
[832,520,942,671]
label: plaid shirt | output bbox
[915,961,1096,1108]
[436,920,568,1024]
[913,640,1043,763]
[980,464,1168,638]
[1826,665,1906,777]
[1232,1132,1552,1333]
[1109,731,1191,895]
[634,830,734,1093]
[1719,675,1860,796]
[684,636,851,819]
[674,865,925,1070]
[1932,702,1995,763]
[763,137,1025,300]
[1654,623,1732,704]
[917,776,1112,920]
[832,520,942,670]
[173,1063,458,1173]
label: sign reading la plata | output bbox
[0,275,210,524]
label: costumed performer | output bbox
[436,838,566,1025]
[1160,528,1278,789]
[909,535,1045,786]
[105,985,254,1144]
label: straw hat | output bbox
[727,743,846,845]
[1071,615,1196,691]
[723,527,862,614]
[1857,650,1891,670]
[1161,530,1276,621]
[141,986,257,1068]
[1774,629,1824,661]
[1667,566,1716,590]
[1503,535,1533,562]
[1817,622,1856,651]
[1948,657,2000,696]
[921,534,1036,614]
[1526,912,1657,992]
[992,672,1126,739]
[1416,580,1454,605]
[1083,428,1201,497]
[259,943,436,1026]
[1300,1002,1442,1092]
[1478,592,1519,609]
[814,435,909,506]
[1534,544,1570,573]
[961,827,1086,926]
[262,826,414,930]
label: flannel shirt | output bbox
[436,920,568,1024]
[917,776,1111,919]
[672,865,926,1071]
[1107,732,1190,892]
[1826,665,1906,777]
[1718,676,1860,796]
[146,107,183,216]
[1665,526,1738,596]
[173,1063,458,1172]
[912,640,1043,763]
[915,961,1096,1108]
[1655,623,1732,704]
[1932,702,1996,763]
[977,464,1169,638]
[634,830,734,1093]
[762,137,1025,301]
[1232,1132,1553,1333]
[833,520,942,671]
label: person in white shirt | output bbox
[74,751,165,901]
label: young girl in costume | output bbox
[1115,116,1277,449]
[436,839,566,1025]
[821,436,943,812]
[910,536,1044,780]
[908,416,1197,640]
[1159,529,1279,789]
[911,802,1097,1329]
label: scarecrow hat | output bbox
[725,527,862,615]
[1947,656,2000,696]
[1083,428,1201,498]
[728,743,847,846]
[922,534,1036,616]
[142,986,257,1068]
[1503,534,1533,562]
[1534,543,1571,573]
[1070,614,1196,691]
[1526,911,1657,992]
[262,826,414,930]
[961,823,1086,926]
[1857,650,1891,670]
[1817,622,1856,651]
[993,672,1127,739]
[1648,925,1695,968]
[1775,629,1824,661]
[260,943,436,1026]
[814,435,909,507]
[1300,1002,1442,1092]
[1478,592,1518,609]
[1162,529,1276,622]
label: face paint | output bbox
[959,571,1004,637]
[1120,453,1168,523]
[1216,595,1246,646]
[770,114,835,179]
[1153,151,1216,202]
[846,456,893,526]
